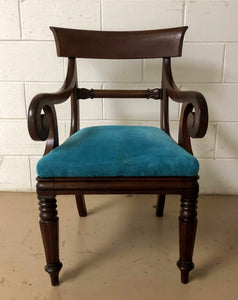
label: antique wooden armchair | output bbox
[28,26,208,286]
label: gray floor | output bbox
[0,192,238,299]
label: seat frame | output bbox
[28,26,208,286]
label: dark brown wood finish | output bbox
[70,71,79,136]
[156,194,166,217]
[75,194,87,217]
[177,189,198,283]
[51,26,188,59]
[37,176,199,196]
[38,196,62,286]
[161,57,208,153]
[28,57,77,154]
[77,88,161,100]
[27,26,209,286]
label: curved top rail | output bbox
[50,26,188,59]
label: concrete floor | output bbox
[0,192,238,300]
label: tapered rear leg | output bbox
[156,194,166,217]
[75,194,87,217]
[38,196,62,286]
[177,191,198,284]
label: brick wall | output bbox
[0,0,238,193]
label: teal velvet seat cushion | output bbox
[37,125,199,178]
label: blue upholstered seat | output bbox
[37,126,199,178]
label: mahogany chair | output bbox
[28,26,208,286]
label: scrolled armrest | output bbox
[28,58,77,154]
[28,93,61,142]
[162,57,208,154]
[167,88,208,139]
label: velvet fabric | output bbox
[37,126,199,178]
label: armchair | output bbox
[28,26,208,286]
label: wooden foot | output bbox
[156,194,166,217]
[177,191,198,284]
[177,261,194,284]
[45,262,63,286]
[75,194,87,217]
[38,196,62,286]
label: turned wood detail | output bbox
[177,191,198,284]
[39,197,58,223]
[146,88,161,99]
[179,194,198,223]
[77,88,94,99]
[38,197,62,286]
[77,88,161,100]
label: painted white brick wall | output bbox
[0,0,237,194]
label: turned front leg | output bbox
[177,192,198,284]
[38,196,62,286]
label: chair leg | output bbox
[38,196,62,286]
[156,194,166,217]
[75,194,87,217]
[177,192,198,284]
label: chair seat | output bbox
[37,125,199,178]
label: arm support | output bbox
[162,58,208,154]
[28,58,77,155]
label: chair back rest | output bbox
[51,26,187,59]
[50,26,188,137]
